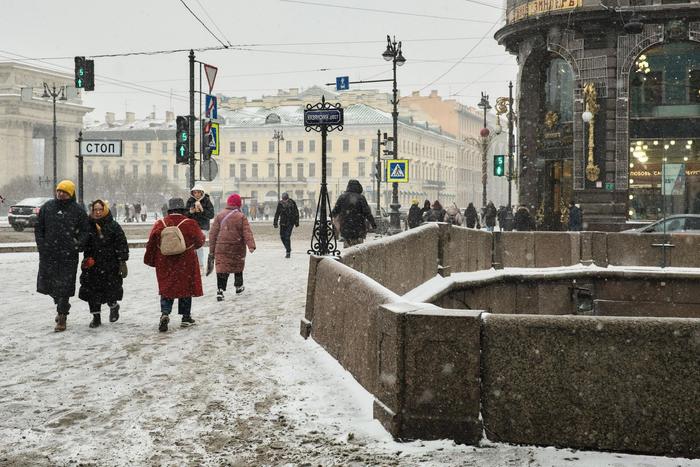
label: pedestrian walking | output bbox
[78,200,129,328]
[273,192,299,258]
[264,204,271,221]
[420,200,431,219]
[464,202,481,229]
[134,201,142,223]
[208,194,256,302]
[483,201,498,232]
[186,184,215,270]
[423,200,446,223]
[568,201,583,231]
[514,205,534,231]
[141,203,148,222]
[444,203,463,226]
[407,199,422,229]
[35,180,90,332]
[331,179,376,248]
[144,198,205,332]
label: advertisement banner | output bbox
[662,163,686,196]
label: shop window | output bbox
[544,57,574,122]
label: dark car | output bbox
[8,197,52,231]
[627,214,700,233]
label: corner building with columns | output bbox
[495,0,700,230]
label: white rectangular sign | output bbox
[80,140,122,157]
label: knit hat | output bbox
[411,199,419,205]
[227,193,242,207]
[56,180,76,198]
[167,197,186,212]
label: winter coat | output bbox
[497,207,508,227]
[464,204,480,229]
[209,207,256,274]
[331,179,376,241]
[144,214,205,298]
[407,205,422,228]
[514,207,534,231]
[484,203,498,228]
[568,205,583,231]
[79,212,129,304]
[274,199,299,227]
[444,204,463,226]
[186,194,215,231]
[35,197,90,298]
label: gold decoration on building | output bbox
[544,111,559,130]
[583,82,600,182]
[536,198,545,227]
[560,197,570,225]
[495,96,509,131]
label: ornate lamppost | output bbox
[477,92,492,209]
[382,35,406,233]
[41,83,67,190]
[494,81,518,230]
[273,129,284,198]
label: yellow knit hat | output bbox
[56,180,76,198]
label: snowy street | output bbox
[1,236,699,466]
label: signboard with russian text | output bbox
[80,140,122,157]
[507,0,582,24]
[303,108,344,126]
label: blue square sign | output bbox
[336,76,349,91]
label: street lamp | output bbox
[42,83,67,191]
[494,82,518,230]
[382,35,406,233]
[477,92,492,209]
[273,129,284,199]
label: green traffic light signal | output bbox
[180,131,188,142]
[494,155,505,177]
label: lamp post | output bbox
[42,83,67,190]
[477,92,492,209]
[273,129,284,199]
[382,35,406,233]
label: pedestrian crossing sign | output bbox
[387,159,409,183]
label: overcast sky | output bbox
[1,0,517,122]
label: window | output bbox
[358,161,366,177]
[286,140,292,153]
[327,140,333,152]
[309,162,316,177]
[309,140,316,152]
[230,142,236,153]
[162,143,168,154]
[371,140,378,156]
[297,163,304,180]
[162,164,168,177]
[240,164,247,180]
[252,141,258,154]
[252,163,258,178]
[229,164,236,178]
[342,162,349,177]
[327,162,333,177]
[173,165,178,179]
[298,140,304,152]
[268,163,275,178]
[132,143,138,154]
[145,143,152,154]
[343,139,349,152]
[286,163,292,177]
[359,139,366,152]
[241,142,247,154]
[269,141,275,153]
[132,165,138,177]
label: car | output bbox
[8,197,52,231]
[626,214,700,233]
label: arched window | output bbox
[544,57,574,122]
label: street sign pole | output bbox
[189,49,195,190]
[76,131,84,207]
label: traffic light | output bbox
[202,142,212,161]
[74,57,95,91]
[176,116,190,164]
[494,154,505,177]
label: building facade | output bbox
[495,0,700,230]
[0,62,92,190]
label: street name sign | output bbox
[303,108,344,126]
[80,140,122,157]
[387,159,409,183]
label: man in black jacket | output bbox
[35,180,90,332]
[273,192,300,258]
[186,184,215,269]
[331,179,376,248]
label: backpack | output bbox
[159,218,190,255]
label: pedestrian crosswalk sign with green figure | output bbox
[387,159,409,183]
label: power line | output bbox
[279,0,495,23]
[177,0,229,48]
[463,0,505,9]
[193,0,233,46]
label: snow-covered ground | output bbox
[1,237,698,466]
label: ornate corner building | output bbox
[495,0,700,230]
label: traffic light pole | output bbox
[376,129,381,216]
[504,81,515,231]
[189,49,196,190]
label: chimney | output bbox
[125,112,135,123]
[430,90,438,98]
[165,111,174,123]
[105,112,115,125]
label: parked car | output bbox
[626,214,700,233]
[8,197,52,231]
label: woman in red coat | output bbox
[144,197,205,332]
[208,193,256,301]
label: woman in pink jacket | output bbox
[208,193,256,301]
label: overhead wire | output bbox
[177,0,229,48]
[192,0,233,46]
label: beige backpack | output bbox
[159,218,190,255]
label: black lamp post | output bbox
[273,129,284,198]
[382,35,406,233]
[504,81,516,231]
[477,92,492,209]
[42,83,67,191]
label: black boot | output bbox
[89,313,101,328]
[109,303,120,322]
